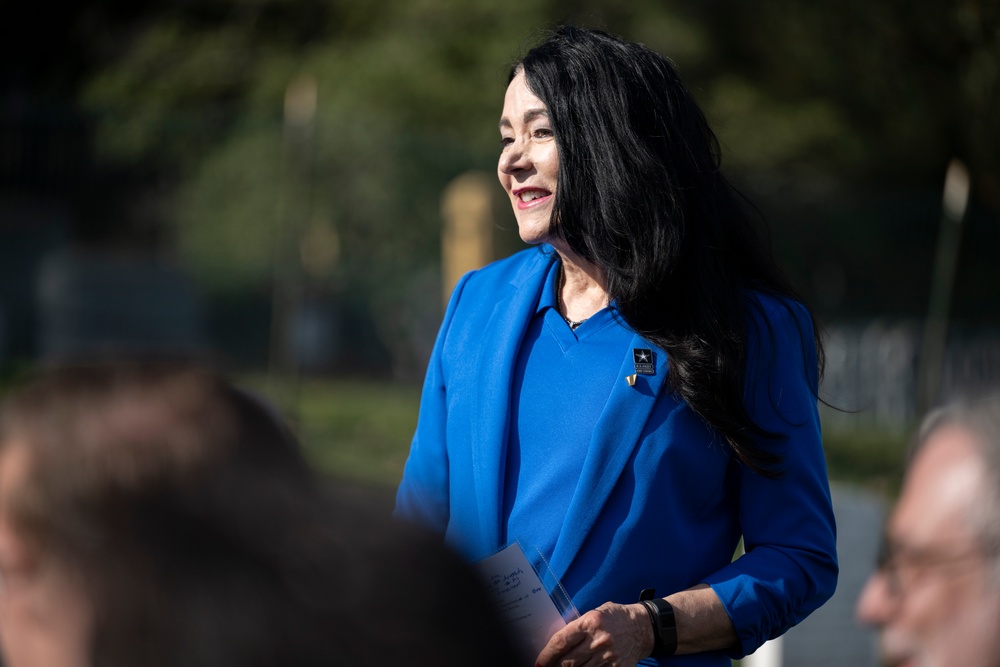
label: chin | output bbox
[515,226,553,247]
[879,637,921,667]
[512,211,554,245]
[879,653,917,667]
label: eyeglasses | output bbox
[875,533,987,599]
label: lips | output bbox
[513,187,553,209]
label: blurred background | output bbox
[3,0,999,480]
[0,1,998,662]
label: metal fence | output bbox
[820,321,1000,432]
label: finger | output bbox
[535,626,589,666]
[554,648,612,667]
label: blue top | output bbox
[395,246,838,666]
[502,259,629,554]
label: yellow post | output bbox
[441,171,494,306]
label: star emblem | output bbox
[632,348,656,375]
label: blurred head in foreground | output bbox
[0,361,519,667]
[856,392,1000,667]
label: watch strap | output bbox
[637,589,678,657]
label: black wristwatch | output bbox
[638,588,678,657]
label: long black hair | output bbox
[515,26,824,475]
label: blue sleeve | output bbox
[393,271,472,533]
[702,297,838,657]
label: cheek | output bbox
[541,145,560,181]
[0,568,92,667]
[905,580,964,629]
[938,587,1000,663]
[895,575,1000,660]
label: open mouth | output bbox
[515,188,552,208]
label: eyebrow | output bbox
[498,108,550,130]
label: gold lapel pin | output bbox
[626,374,638,387]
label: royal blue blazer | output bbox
[395,246,838,665]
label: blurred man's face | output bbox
[0,444,91,667]
[856,425,1000,667]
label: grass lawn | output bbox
[822,428,909,498]
[294,378,421,489]
[250,377,422,504]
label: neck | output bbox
[556,250,609,324]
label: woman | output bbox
[396,26,838,666]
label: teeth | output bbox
[519,191,547,202]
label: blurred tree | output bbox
[3,0,997,371]
[690,0,999,185]
[74,0,721,374]
[681,0,999,322]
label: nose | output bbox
[498,140,531,175]
[856,571,896,628]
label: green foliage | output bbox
[77,1,727,370]
[284,378,421,489]
[83,18,257,165]
[67,0,1000,360]
[688,0,1000,182]
[823,427,909,498]
[703,75,861,174]
[175,127,286,291]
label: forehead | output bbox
[889,425,984,545]
[500,70,548,122]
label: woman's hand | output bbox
[535,601,653,667]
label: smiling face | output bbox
[856,424,1000,667]
[497,69,560,248]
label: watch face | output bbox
[655,599,676,629]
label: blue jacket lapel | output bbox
[470,249,556,555]
[546,334,669,582]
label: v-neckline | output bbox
[543,306,614,350]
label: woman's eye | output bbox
[500,136,514,148]
[534,127,553,138]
